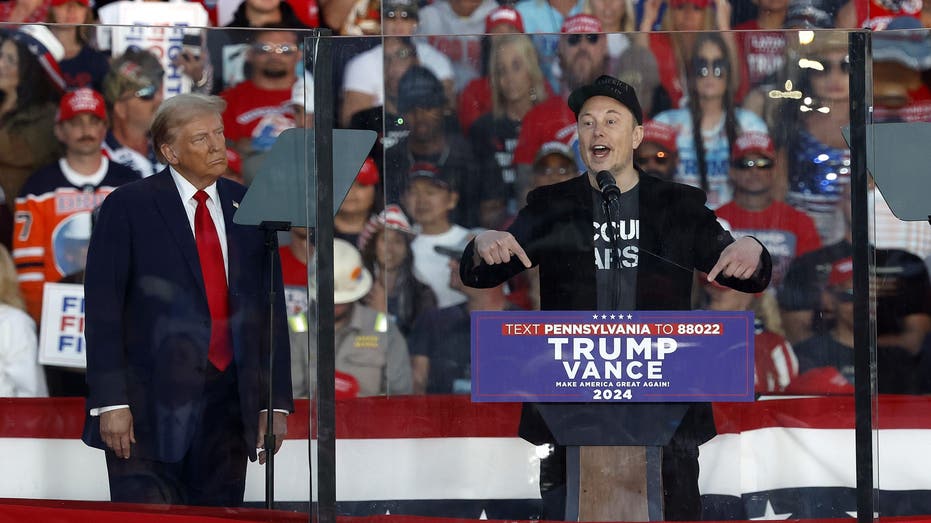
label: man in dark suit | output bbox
[82,93,293,506]
[460,76,772,520]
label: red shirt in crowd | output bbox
[220,80,294,146]
[734,19,787,90]
[716,200,821,287]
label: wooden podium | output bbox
[534,403,691,522]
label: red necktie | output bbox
[193,190,233,371]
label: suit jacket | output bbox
[462,171,772,307]
[461,172,772,445]
[82,169,293,462]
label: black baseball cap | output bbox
[568,75,643,125]
[384,0,418,18]
[397,66,446,114]
[407,162,457,192]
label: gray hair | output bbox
[150,93,227,163]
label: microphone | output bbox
[596,170,621,203]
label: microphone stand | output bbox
[596,171,624,309]
[259,220,290,509]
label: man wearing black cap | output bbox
[460,75,772,520]
[385,66,504,229]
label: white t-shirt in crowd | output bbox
[0,304,46,397]
[415,0,498,91]
[342,42,454,106]
[410,224,469,309]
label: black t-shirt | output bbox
[60,46,110,92]
[408,303,472,394]
[592,183,639,311]
[779,241,931,335]
[468,113,519,207]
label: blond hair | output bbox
[0,246,25,310]
[489,34,548,119]
[584,0,636,32]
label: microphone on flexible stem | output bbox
[596,170,623,282]
[596,170,621,203]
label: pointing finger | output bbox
[512,243,532,268]
[707,260,724,282]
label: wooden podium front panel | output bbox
[577,446,650,522]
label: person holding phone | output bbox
[173,31,212,93]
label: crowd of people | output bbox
[1,0,931,400]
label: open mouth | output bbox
[591,145,610,159]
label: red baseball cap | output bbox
[731,131,775,160]
[561,14,602,34]
[485,6,525,33]
[57,88,107,123]
[828,257,853,286]
[784,367,853,395]
[356,157,380,186]
[226,148,242,175]
[669,0,712,8]
[641,120,678,152]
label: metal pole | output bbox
[848,29,875,523]
[312,28,337,523]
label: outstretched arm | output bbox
[459,230,533,290]
[471,230,532,269]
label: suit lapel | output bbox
[216,179,242,292]
[151,169,206,293]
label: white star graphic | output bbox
[610,314,616,319]
[845,511,879,519]
[592,314,599,319]
[750,500,792,520]
[627,314,633,320]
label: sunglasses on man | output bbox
[251,42,299,55]
[385,9,414,19]
[635,151,672,167]
[566,34,601,46]
[127,84,159,101]
[731,157,774,170]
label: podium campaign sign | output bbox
[38,283,86,368]
[472,310,754,403]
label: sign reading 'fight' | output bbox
[39,283,86,368]
[471,310,755,403]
